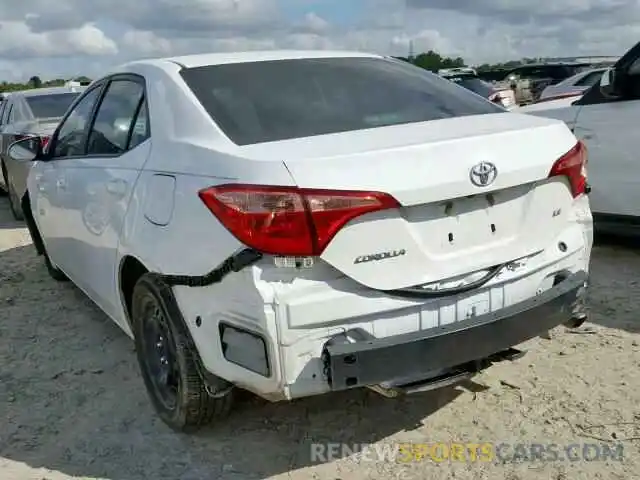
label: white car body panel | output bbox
[519,95,583,114]
[240,113,580,290]
[539,68,606,101]
[569,100,640,217]
[521,95,640,219]
[25,51,592,406]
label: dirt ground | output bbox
[1,198,640,480]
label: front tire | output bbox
[7,178,24,221]
[23,199,68,282]
[131,273,234,432]
[43,251,69,282]
[0,162,8,197]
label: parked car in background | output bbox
[497,62,593,104]
[538,68,608,102]
[9,50,591,432]
[477,69,511,83]
[0,85,85,219]
[516,93,584,113]
[438,69,516,109]
[519,41,640,236]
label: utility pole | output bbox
[408,40,415,63]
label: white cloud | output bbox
[0,0,637,81]
[0,21,117,59]
[121,30,173,57]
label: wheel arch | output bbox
[118,254,149,329]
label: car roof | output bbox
[513,62,590,68]
[564,67,607,82]
[128,50,381,69]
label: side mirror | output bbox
[7,135,45,162]
[600,68,621,98]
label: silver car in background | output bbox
[537,68,607,102]
[0,85,85,219]
[438,69,517,109]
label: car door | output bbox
[29,84,105,275]
[570,48,640,219]
[58,75,150,324]
[0,99,11,190]
[0,100,16,159]
[1,98,28,206]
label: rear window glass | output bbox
[179,57,503,145]
[26,92,80,119]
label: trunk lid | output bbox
[242,112,580,290]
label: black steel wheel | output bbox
[43,250,69,282]
[139,300,181,411]
[131,273,234,432]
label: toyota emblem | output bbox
[469,161,498,187]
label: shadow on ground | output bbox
[0,242,472,480]
[588,233,640,334]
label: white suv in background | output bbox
[8,50,592,432]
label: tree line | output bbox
[0,50,551,93]
[0,75,93,93]
[395,50,552,73]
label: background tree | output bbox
[28,76,42,88]
[0,76,92,93]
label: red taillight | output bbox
[198,184,400,256]
[548,140,588,198]
[40,135,50,149]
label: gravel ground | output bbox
[1,197,640,480]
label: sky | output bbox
[0,0,639,82]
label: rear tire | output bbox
[131,273,234,432]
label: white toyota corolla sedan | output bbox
[7,50,592,432]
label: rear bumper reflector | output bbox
[322,270,588,391]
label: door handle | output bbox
[56,178,66,190]
[106,179,127,197]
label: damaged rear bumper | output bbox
[322,270,588,392]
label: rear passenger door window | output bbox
[127,97,150,150]
[86,80,144,156]
[575,71,605,87]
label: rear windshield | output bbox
[446,76,496,98]
[179,57,504,145]
[26,92,80,119]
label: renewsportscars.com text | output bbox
[310,442,624,464]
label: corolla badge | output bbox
[354,249,406,264]
[469,161,498,187]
